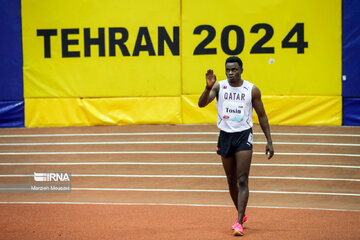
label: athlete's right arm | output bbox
[198,69,220,108]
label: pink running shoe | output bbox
[242,215,248,224]
[233,223,244,236]
[232,215,248,230]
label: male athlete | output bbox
[198,56,274,236]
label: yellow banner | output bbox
[22,0,180,97]
[25,95,341,127]
[25,97,182,127]
[182,0,341,96]
[22,0,342,127]
[182,95,342,126]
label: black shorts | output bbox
[217,128,253,157]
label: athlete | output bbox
[198,56,274,236]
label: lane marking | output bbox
[249,190,360,196]
[0,162,359,169]
[0,151,359,157]
[0,174,358,182]
[33,187,359,196]
[0,132,359,137]
[0,201,358,212]
[0,141,359,146]
[254,163,360,168]
[247,205,360,212]
[68,188,228,192]
[251,176,360,182]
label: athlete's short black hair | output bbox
[225,56,243,68]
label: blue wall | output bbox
[342,0,360,125]
[0,0,24,127]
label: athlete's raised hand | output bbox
[206,69,217,90]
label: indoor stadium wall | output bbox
[0,0,359,128]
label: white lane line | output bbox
[0,141,359,146]
[0,132,219,137]
[0,174,358,182]
[0,151,359,157]
[51,187,359,196]
[254,164,360,168]
[250,176,360,182]
[274,152,360,157]
[0,162,358,169]
[68,188,228,192]
[0,162,220,166]
[0,202,358,212]
[250,190,360,196]
[269,133,360,137]
[0,132,359,137]
[247,205,360,212]
[0,141,222,146]
[267,142,360,146]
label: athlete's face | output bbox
[225,62,243,83]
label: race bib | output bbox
[222,101,244,122]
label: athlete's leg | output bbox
[221,156,238,210]
[234,150,252,224]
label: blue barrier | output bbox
[342,0,360,98]
[0,101,24,127]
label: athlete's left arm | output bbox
[252,85,274,159]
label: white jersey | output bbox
[216,79,254,133]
